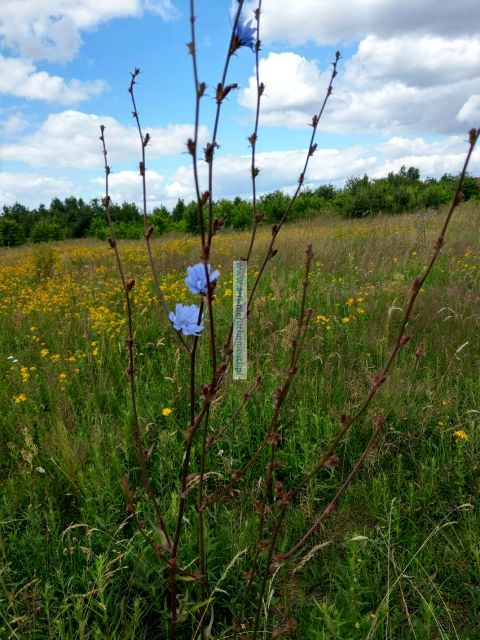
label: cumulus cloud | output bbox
[143,0,179,21]
[0,172,76,207]
[239,36,480,136]
[159,137,480,205]
[91,169,165,205]
[0,0,179,63]
[243,0,480,46]
[347,35,480,88]
[457,95,480,123]
[0,55,105,104]
[239,52,327,128]
[373,135,479,177]
[0,111,29,136]
[5,135,479,209]
[0,110,208,169]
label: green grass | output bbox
[0,205,479,638]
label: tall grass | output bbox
[1,0,479,637]
[1,205,479,638]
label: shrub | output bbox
[30,220,63,243]
[32,245,57,279]
[0,218,25,246]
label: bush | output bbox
[149,206,172,235]
[87,216,109,240]
[114,221,144,239]
[0,218,25,246]
[259,190,291,223]
[32,245,57,279]
[30,220,63,243]
[216,196,251,229]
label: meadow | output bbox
[1,205,479,639]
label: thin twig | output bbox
[98,125,171,548]
[249,128,479,638]
[128,69,190,353]
[245,1,264,262]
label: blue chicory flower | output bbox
[185,263,220,295]
[169,303,204,336]
[233,17,256,52]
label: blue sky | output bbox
[1,0,479,210]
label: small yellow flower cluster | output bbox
[315,314,331,330]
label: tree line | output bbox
[1,166,479,246]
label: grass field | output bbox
[1,205,479,639]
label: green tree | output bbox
[172,198,186,223]
[149,205,172,235]
[30,220,63,243]
[259,190,290,223]
[0,218,25,246]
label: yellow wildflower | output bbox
[453,430,469,441]
[14,393,27,403]
[162,408,172,416]
[40,348,49,357]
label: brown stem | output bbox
[206,375,262,452]
[223,51,341,357]
[206,0,246,245]
[99,126,171,550]
[188,0,207,249]
[249,128,480,638]
[245,0,263,262]
[205,246,314,509]
[128,70,190,353]
[251,417,384,640]
[197,404,211,636]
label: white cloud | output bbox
[457,95,480,123]
[238,3,480,138]
[239,52,326,127]
[244,0,479,46]
[161,137,480,204]
[0,110,208,169]
[0,172,76,206]
[0,0,179,63]
[143,0,179,21]
[373,135,479,177]
[0,111,29,136]
[91,169,165,205]
[346,35,480,88]
[239,39,480,136]
[163,147,381,203]
[0,55,105,104]
[4,136,479,210]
